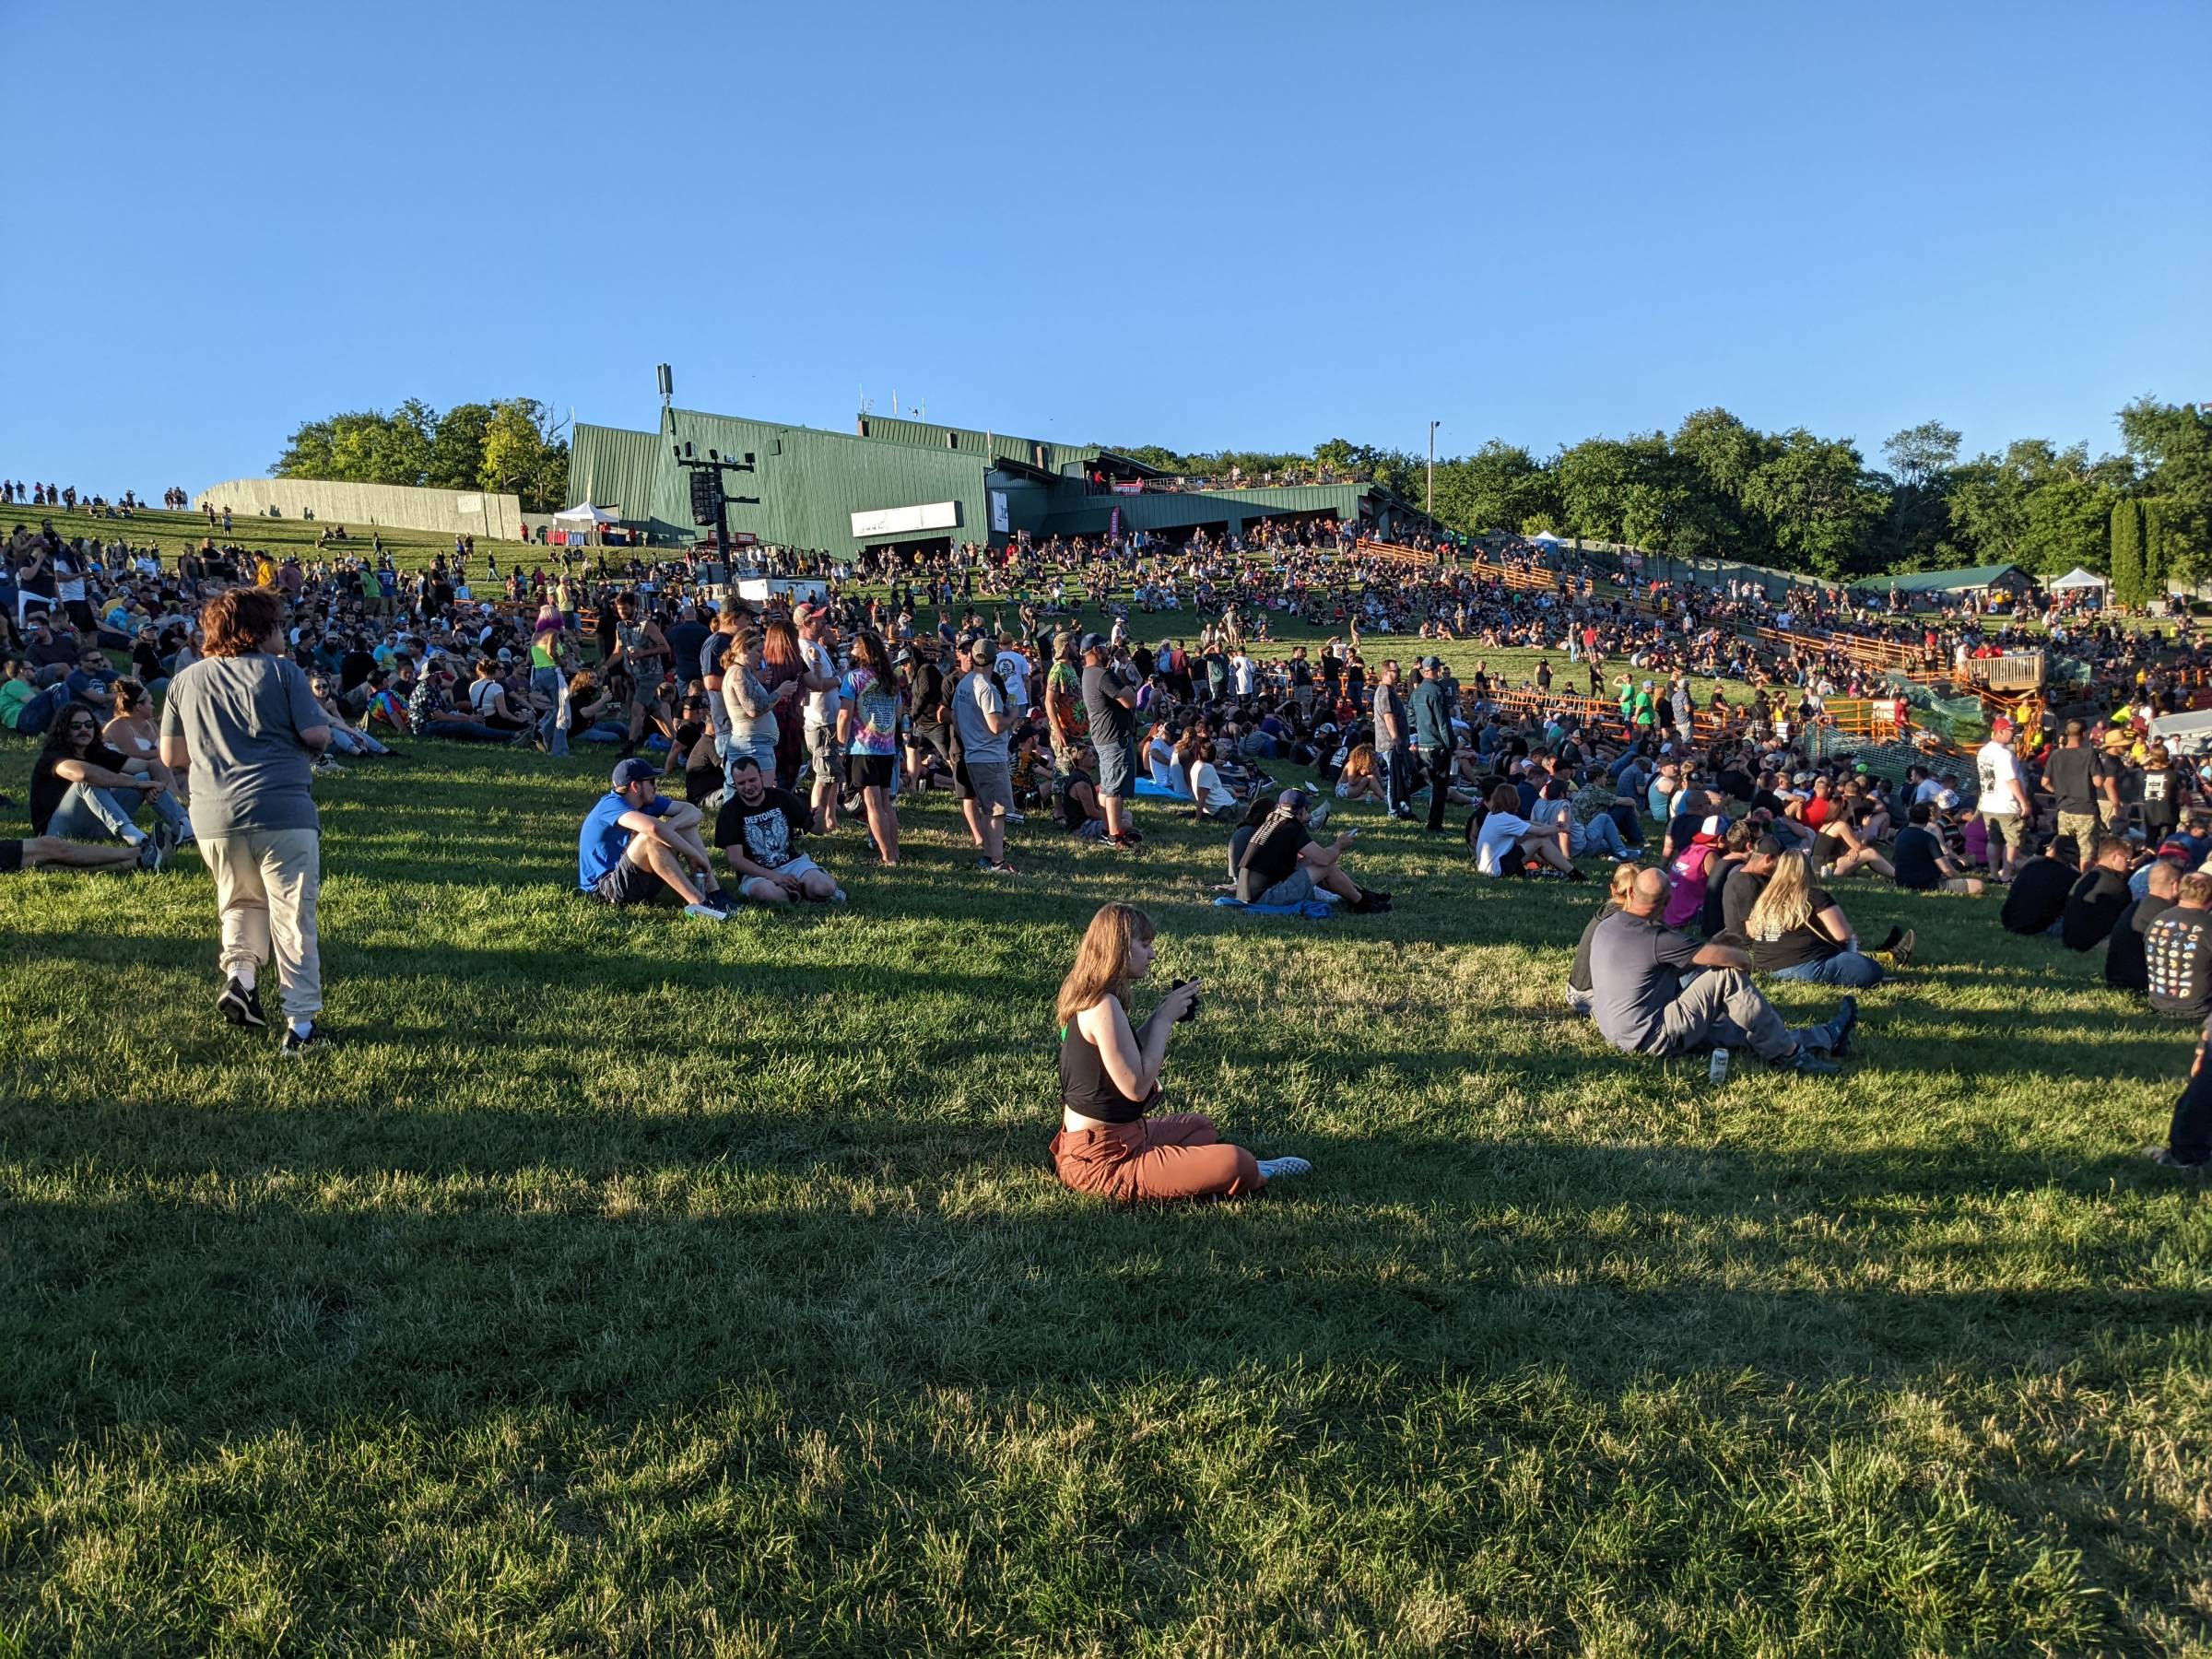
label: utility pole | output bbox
[1427,420,1440,520]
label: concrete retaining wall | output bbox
[194,478,527,539]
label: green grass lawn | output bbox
[2,739,2207,1655]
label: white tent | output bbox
[1531,530,1565,543]
[551,501,619,547]
[2048,567,2107,590]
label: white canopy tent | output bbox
[2048,567,2108,591]
[551,501,619,547]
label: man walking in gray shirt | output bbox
[159,587,333,1053]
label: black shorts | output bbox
[846,754,894,791]
[0,840,22,875]
[593,857,677,907]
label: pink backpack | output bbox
[1664,841,1717,930]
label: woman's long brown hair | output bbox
[1055,903,1155,1030]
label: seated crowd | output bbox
[12,511,2212,1186]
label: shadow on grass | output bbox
[6,1092,2202,1453]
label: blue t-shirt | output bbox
[577,791,668,890]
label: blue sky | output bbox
[4,0,2206,496]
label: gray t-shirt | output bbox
[1588,907,1703,1053]
[952,669,1010,766]
[159,653,324,837]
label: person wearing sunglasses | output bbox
[29,704,186,859]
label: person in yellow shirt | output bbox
[253,553,277,588]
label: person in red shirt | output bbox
[1803,775,1840,830]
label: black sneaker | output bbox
[218,977,266,1029]
[280,1024,325,1057]
[2147,1147,2206,1175]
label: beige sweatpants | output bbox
[199,828,323,1020]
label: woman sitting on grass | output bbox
[1742,848,1902,988]
[1049,902,1310,1203]
[1334,742,1387,804]
[1813,801,1896,882]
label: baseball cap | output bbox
[611,757,657,789]
[891,645,914,665]
[959,631,992,656]
[495,647,513,661]
[1753,833,1784,856]
[1990,716,2015,735]
[1419,654,1443,671]
[1078,631,1107,653]
[1699,814,1729,839]
[1277,787,1312,813]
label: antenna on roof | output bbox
[891,389,900,417]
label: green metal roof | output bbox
[853,414,1099,476]
[1854,563,2030,594]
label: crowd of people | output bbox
[8,505,2212,1183]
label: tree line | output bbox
[1120,397,2212,591]
[273,399,571,513]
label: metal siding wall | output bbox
[570,425,673,535]
[665,408,990,557]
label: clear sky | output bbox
[4,0,2206,497]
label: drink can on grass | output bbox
[1709,1048,1730,1086]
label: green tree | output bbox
[273,402,432,487]
[1740,429,1888,580]
[1669,408,1771,559]
[1431,441,1556,535]
[2111,500,2145,606]
[429,403,495,492]
[478,398,571,512]
[2118,397,2212,584]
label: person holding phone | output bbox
[1233,788,1389,911]
[1049,902,1311,1202]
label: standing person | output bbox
[2043,720,2099,855]
[951,632,1016,874]
[1410,654,1456,833]
[1048,902,1311,1203]
[1080,634,1143,850]
[1975,715,2032,880]
[796,604,844,833]
[1371,660,1413,819]
[528,616,570,757]
[158,587,333,1053]
[837,630,903,866]
[2096,726,2135,839]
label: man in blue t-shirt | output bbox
[577,757,732,918]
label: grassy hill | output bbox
[0,727,2206,1652]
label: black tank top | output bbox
[1058,1012,1156,1124]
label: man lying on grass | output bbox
[576,756,733,920]
[1050,901,1311,1202]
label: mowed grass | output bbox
[1,738,2208,1655]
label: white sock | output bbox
[288,1017,313,1038]
[234,964,257,991]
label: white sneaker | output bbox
[1255,1156,1312,1182]
[683,901,730,921]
